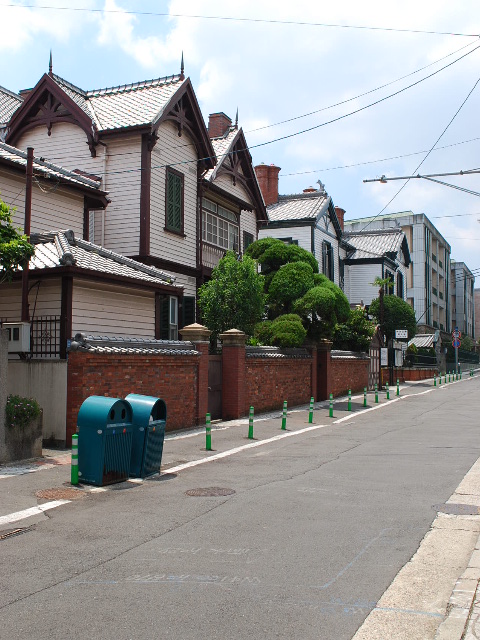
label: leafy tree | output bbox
[461,335,474,352]
[333,307,375,352]
[197,251,265,344]
[369,295,416,342]
[268,262,315,316]
[0,196,34,283]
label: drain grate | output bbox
[186,487,236,497]
[0,527,32,541]
[435,503,480,516]
[35,487,86,500]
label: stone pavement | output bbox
[1,376,480,638]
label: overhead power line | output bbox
[1,4,479,37]
[360,73,480,232]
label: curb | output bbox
[434,533,480,639]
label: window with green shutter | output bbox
[165,168,184,233]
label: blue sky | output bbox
[1,0,480,274]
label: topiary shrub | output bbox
[269,314,307,348]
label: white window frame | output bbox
[169,296,178,340]
[202,198,239,251]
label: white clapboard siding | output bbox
[213,172,252,204]
[258,225,312,253]
[101,137,141,255]
[240,210,258,252]
[1,168,84,236]
[149,122,198,268]
[314,227,340,286]
[17,124,142,255]
[0,279,61,320]
[168,272,196,298]
[344,263,381,306]
[16,123,102,176]
[72,282,155,338]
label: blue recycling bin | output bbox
[125,394,167,478]
[77,396,133,486]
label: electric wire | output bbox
[359,73,480,233]
[1,4,478,37]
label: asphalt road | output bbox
[1,377,479,639]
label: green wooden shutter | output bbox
[183,296,196,327]
[167,170,183,231]
[159,295,170,340]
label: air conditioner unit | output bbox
[3,322,31,353]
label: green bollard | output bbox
[363,387,367,407]
[329,393,334,418]
[206,413,212,450]
[439,373,442,386]
[308,397,314,423]
[433,374,436,387]
[375,383,378,403]
[396,379,400,396]
[348,389,352,411]
[444,372,447,384]
[71,433,79,485]
[281,400,288,430]
[248,406,254,439]
[449,372,451,383]
[386,382,390,400]
[460,370,462,380]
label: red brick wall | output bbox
[329,357,369,397]
[66,351,199,446]
[245,357,313,413]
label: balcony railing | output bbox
[202,242,228,270]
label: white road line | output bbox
[0,500,70,526]
[167,423,330,474]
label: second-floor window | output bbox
[322,241,334,281]
[397,272,404,299]
[202,198,239,251]
[165,167,184,234]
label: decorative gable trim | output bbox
[6,73,98,156]
[152,79,215,173]
[208,129,267,221]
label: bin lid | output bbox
[77,396,132,428]
[125,393,167,424]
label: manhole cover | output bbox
[185,487,236,497]
[434,503,480,516]
[35,488,86,500]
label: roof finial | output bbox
[49,49,53,76]
[180,51,185,80]
[235,107,238,129]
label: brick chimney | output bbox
[208,112,232,138]
[254,163,281,206]
[334,206,346,232]
[303,187,317,193]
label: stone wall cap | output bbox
[219,328,247,346]
[179,324,212,342]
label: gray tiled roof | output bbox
[0,142,103,190]
[52,73,185,132]
[267,191,330,221]
[0,86,22,125]
[246,346,311,359]
[69,333,198,355]
[27,230,178,287]
[343,229,405,260]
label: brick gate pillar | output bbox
[179,323,211,425]
[220,329,246,420]
[317,339,332,401]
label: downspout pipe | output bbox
[21,146,34,322]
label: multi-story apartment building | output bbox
[451,261,475,339]
[345,212,451,335]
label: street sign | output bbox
[395,329,408,339]
[381,348,388,366]
[452,339,461,348]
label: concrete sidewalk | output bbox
[1,376,479,638]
